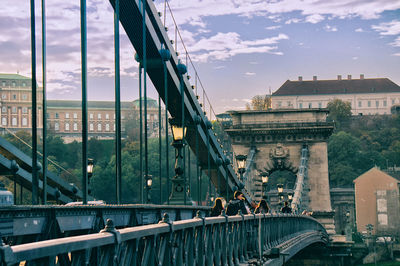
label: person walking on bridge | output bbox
[280,201,292,214]
[254,199,269,214]
[210,197,224,217]
[226,191,248,215]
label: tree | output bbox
[327,99,352,127]
[245,95,271,110]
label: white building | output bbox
[271,75,400,115]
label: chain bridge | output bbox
[0,0,349,265]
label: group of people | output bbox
[210,191,293,217]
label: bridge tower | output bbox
[225,108,336,233]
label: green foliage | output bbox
[327,99,352,128]
[328,114,400,187]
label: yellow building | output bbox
[0,73,164,140]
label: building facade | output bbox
[0,74,43,131]
[0,73,164,140]
[271,75,400,115]
[353,167,400,235]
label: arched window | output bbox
[55,123,59,131]
[65,123,70,131]
[12,117,17,126]
[97,123,102,131]
[73,123,78,131]
[105,124,110,131]
[89,123,94,131]
[1,117,7,126]
[22,117,27,126]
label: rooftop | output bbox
[0,73,31,80]
[273,78,400,96]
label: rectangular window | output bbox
[358,101,362,107]
[65,113,70,119]
[368,101,371,107]
[392,99,395,105]
[22,107,28,114]
[277,101,282,108]
[318,102,322,108]
[308,103,312,108]
[106,114,109,119]
[98,113,102,119]
[299,103,303,108]
[1,107,6,113]
[55,113,59,119]
[1,94,6,99]
[73,113,78,119]
[12,94,16,100]
[1,81,5,87]
[22,94,27,100]
[383,100,387,107]
[89,113,94,119]
[287,101,291,107]
[11,107,17,113]
[376,101,379,107]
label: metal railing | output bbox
[0,212,328,265]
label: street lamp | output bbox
[168,118,192,205]
[277,183,284,208]
[288,192,293,202]
[277,184,284,194]
[87,158,94,196]
[87,158,94,178]
[146,174,153,203]
[10,160,19,205]
[261,172,269,202]
[236,155,247,181]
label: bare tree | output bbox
[246,95,271,110]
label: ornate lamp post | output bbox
[261,172,269,202]
[87,158,94,197]
[277,183,284,207]
[168,118,192,205]
[146,174,152,203]
[236,155,247,181]
[10,160,19,205]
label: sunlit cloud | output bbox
[372,20,400,35]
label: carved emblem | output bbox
[263,143,298,175]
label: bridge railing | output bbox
[0,213,328,265]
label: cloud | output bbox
[390,37,400,47]
[213,65,226,70]
[355,28,364,32]
[245,72,256,76]
[352,56,358,60]
[157,0,400,29]
[392,53,400,56]
[305,14,324,24]
[372,20,400,35]
[285,18,302,24]
[265,25,282,30]
[324,24,338,32]
[188,32,289,62]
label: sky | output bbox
[0,0,399,115]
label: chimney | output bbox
[313,76,317,81]
[337,75,342,80]
[360,74,364,79]
[347,75,352,80]
[298,76,303,81]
